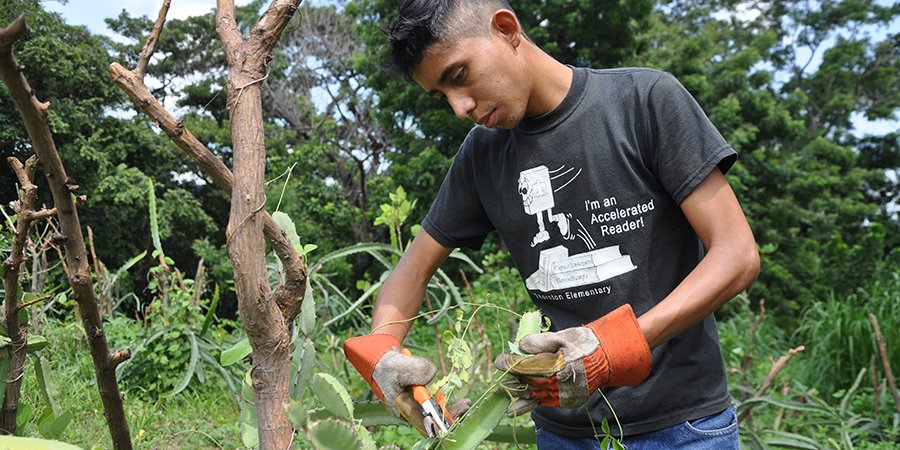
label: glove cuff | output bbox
[585,304,651,386]
[343,333,401,401]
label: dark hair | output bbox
[388,0,450,78]
[388,0,512,78]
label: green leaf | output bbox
[356,423,377,450]
[170,331,199,396]
[221,337,251,366]
[509,310,542,355]
[764,430,822,449]
[37,407,72,440]
[601,418,610,435]
[0,435,82,449]
[308,419,363,450]
[286,401,308,429]
[612,439,625,450]
[309,401,404,427]
[0,354,10,406]
[33,356,60,415]
[299,283,316,336]
[148,180,163,257]
[198,284,220,338]
[16,402,34,430]
[26,335,50,353]
[312,373,354,420]
[272,211,301,248]
[439,391,511,449]
[600,437,610,449]
[290,338,316,401]
[16,308,28,328]
[240,371,258,448]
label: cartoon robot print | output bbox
[518,165,637,293]
[518,166,575,247]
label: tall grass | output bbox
[794,270,900,396]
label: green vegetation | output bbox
[1,0,898,448]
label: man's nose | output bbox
[447,92,475,121]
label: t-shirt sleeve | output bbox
[645,72,736,204]
[421,134,494,249]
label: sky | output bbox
[41,0,900,137]
[44,0,252,38]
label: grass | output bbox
[16,318,240,449]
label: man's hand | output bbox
[343,334,437,417]
[494,304,651,413]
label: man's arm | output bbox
[371,228,454,341]
[637,168,760,348]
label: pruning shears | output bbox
[399,348,455,438]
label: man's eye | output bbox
[453,69,465,83]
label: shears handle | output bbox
[400,348,454,425]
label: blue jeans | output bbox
[535,407,739,450]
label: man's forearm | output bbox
[637,169,760,348]
[370,230,454,341]
[637,241,759,348]
[371,271,429,341]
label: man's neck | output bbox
[524,48,574,118]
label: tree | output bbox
[0,14,133,448]
[627,0,899,315]
[109,0,308,446]
[0,1,222,319]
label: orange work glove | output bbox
[343,334,437,417]
[494,304,651,412]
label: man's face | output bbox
[412,33,531,130]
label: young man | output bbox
[344,0,760,448]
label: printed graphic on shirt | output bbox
[518,165,644,294]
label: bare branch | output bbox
[738,345,805,424]
[869,314,900,415]
[108,62,306,322]
[248,0,301,61]
[0,16,133,448]
[134,0,172,80]
[216,0,243,66]
[0,15,26,55]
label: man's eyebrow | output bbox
[427,62,461,97]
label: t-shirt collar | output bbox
[516,66,588,135]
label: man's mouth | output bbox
[477,110,496,127]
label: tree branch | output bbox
[1,155,39,434]
[869,314,900,415]
[134,0,171,80]
[0,16,133,449]
[108,62,307,322]
[215,0,243,66]
[738,345,805,424]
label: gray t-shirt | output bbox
[422,67,737,437]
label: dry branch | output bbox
[108,63,306,322]
[216,1,304,447]
[0,155,49,434]
[869,314,900,414]
[738,345,805,424]
[135,0,171,80]
[0,15,133,449]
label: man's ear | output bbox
[492,9,521,48]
